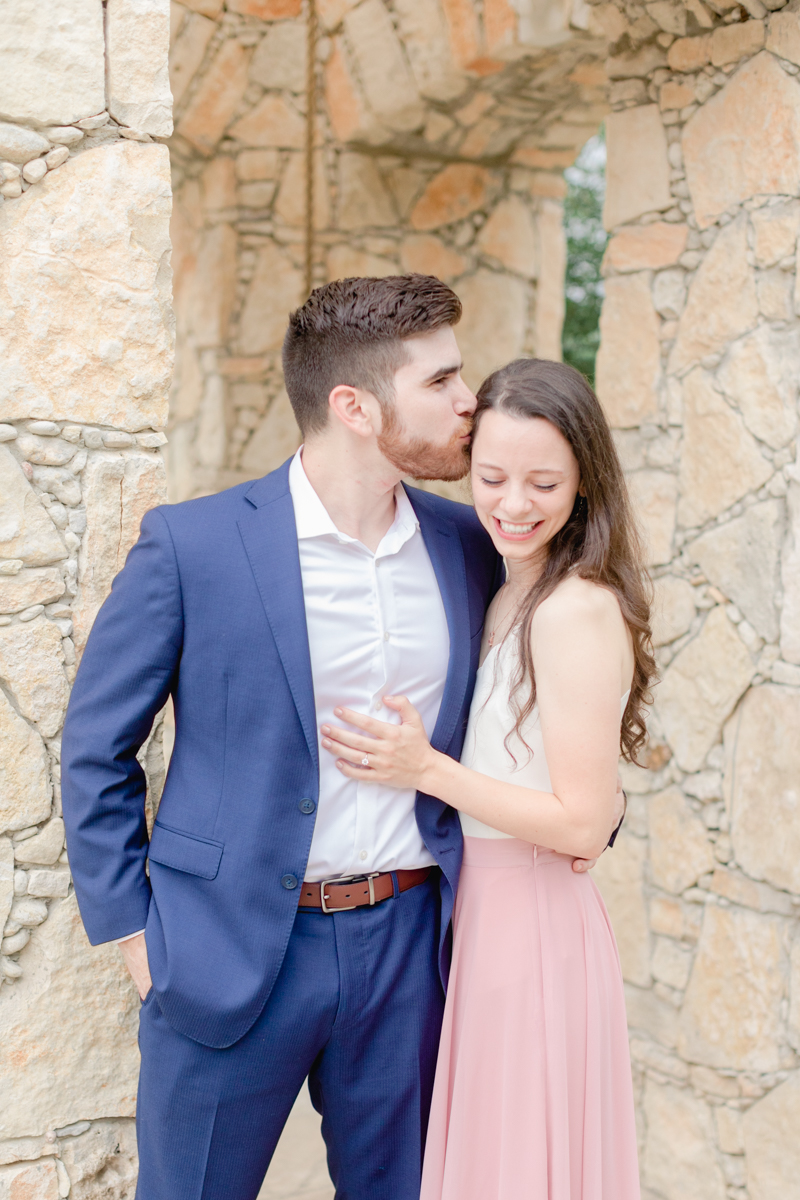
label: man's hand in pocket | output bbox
[119,932,152,1001]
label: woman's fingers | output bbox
[320,723,375,752]
[333,706,387,734]
[323,738,372,766]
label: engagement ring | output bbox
[361,755,370,767]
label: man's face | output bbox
[377,326,476,481]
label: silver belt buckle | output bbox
[319,872,380,914]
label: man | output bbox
[62,275,603,1200]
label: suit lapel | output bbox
[237,467,319,770]
[408,490,472,755]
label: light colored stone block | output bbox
[250,21,307,93]
[669,216,758,373]
[0,0,105,126]
[106,0,173,136]
[766,9,800,66]
[656,605,754,772]
[782,482,800,666]
[13,818,65,867]
[595,273,661,428]
[687,501,782,642]
[338,154,397,230]
[0,569,65,616]
[628,469,677,567]
[0,688,51,836]
[237,244,303,356]
[229,95,306,150]
[603,222,688,272]
[532,198,565,361]
[399,235,466,280]
[72,452,167,655]
[651,936,693,989]
[456,270,528,393]
[344,0,425,134]
[0,447,67,567]
[0,143,173,431]
[477,197,537,277]
[744,1072,800,1200]
[648,786,715,894]
[683,53,800,229]
[751,199,800,267]
[710,18,764,66]
[58,1121,139,1199]
[0,837,13,947]
[392,0,465,104]
[727,684,800,894]
[679,902,789,1071]
[240,391,301,477]
[0,124,50,166]
[676,369,771,529]
[190,224,238,348]
[0,617,69,738]
[643,1080,726,1200]
[717,325,799,451]
[603,105,671,231]
[591,831,651,987]
[0,895,139,1138]
[169,11,216,107]
[652,575,696,646]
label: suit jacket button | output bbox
[299,798,315,814]
[281,874,298,890]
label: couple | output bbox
[62,274,653,1200]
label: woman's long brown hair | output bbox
[473,358,656,764]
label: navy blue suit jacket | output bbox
[62,460,502,1048]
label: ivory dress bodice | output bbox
[459,636,630,839]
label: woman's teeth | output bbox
[498,520,538,534]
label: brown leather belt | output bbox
[298,868,432,913]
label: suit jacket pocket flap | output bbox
[148,823,224,880]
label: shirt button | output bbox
[383,631,390,641]
[373,701,382,712]
[359,850,368,861]
[298,798,315,814]
[281,874,298,890]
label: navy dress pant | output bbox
[135,873,445,1200]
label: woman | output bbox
[320,358,654,1198]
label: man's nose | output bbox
[454,377,477,415]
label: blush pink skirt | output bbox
[421,837,641,1200]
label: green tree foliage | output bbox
[562,133,607,386]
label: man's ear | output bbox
[328,384,381,438]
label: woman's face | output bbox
[471,409,582,574]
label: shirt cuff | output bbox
[116,929,146,945]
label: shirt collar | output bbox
[288,448,420,553]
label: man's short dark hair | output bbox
[282,274,462,435]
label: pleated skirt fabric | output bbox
[420,836,641,1200]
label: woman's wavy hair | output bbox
[473,358,656,763]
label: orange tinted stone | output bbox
[512,146,577,168]
[440,0,481,68]
[710,18,764,66]
[460,117,501,157]
[604,223,689,272]
[569,61,609,86]
[484,0,516,53]
[466,56,505,76]
[324,39,363,142]
[410,163,491,229]
[176,39,250,155]
[400,233,467,279]
[228,0,301,16]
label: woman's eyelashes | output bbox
[478,478,558,492]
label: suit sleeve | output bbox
[62,507,184,945]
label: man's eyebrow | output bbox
[422,362,463,384]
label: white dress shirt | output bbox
[289,449,449,881]
[116,453,449,941]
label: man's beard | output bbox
[377,408,472,482]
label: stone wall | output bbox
[587,9,800,1198]
[0,2,172,1195]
